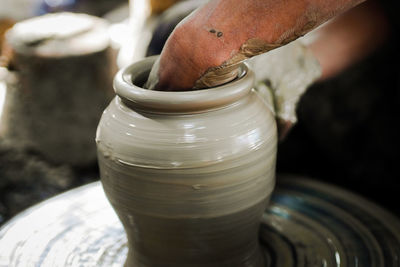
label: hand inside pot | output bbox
[146,0,389,139]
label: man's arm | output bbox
[148,0,366,91]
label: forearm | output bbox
[152,0,367,90]
[309,0,389,80]
[196,0,367,46]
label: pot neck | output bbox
[113,56,255,113]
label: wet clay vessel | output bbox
[3,13,113,166]
[96,56,277,266]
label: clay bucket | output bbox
[96,56,277,267]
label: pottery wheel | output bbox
[1,176,399,267]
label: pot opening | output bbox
[130,68,151,89]
[127,59,246,91]
[114,56,254,113]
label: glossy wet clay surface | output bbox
[96,56,277,266]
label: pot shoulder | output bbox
[96,91,277,169]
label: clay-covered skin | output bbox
[97,57,277,266]
[148,0,365,91]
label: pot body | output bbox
[96,56,277,267]
[2,13,113,166]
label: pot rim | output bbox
[113,56,255,112]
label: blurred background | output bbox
[0,0,399,227]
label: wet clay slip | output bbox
[96,56,277,267]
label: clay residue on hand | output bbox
[194,38,281,89]
[193,61,241,89]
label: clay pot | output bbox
[2,13,114,166]
[96,56,277,267]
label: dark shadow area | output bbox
[277,25,400,216]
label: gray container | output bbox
[96,56,277,266]
[2,13,114,166]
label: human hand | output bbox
[146,0,365,91]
